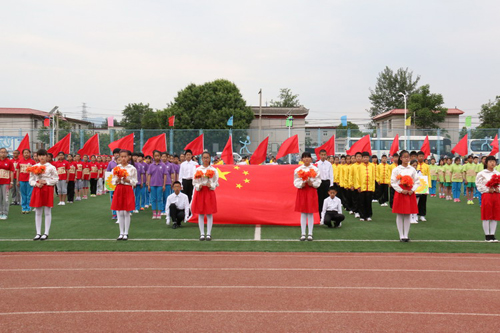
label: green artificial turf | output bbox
[0,194,497,253]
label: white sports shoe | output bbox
[354,213,360,218]
[419,216,427,222]
[367,218,372,221]
[133,210,139,213]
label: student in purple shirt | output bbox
[143,155,151,208]
[132,152,146,213]
[161,152,174,215]
[106,148,121,219]
[147,150,167,220]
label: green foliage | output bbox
[408,85,447,128]
[121,103,154,129]
[270,88,300,107]
[477,96,500,137]
[336,121,363,136]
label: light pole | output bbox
[48,106,59,146]
[258,89,262,143]
[398,92,408,150]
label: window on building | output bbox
[388,119,392,130]
[323,131,328,136]
[34,120,38,129]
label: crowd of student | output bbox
[0,146,498,243]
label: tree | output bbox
[270,88,300,107]
[120,103,154,129]
[407,85,447,128]
[477,96,500,137]
[336,121,363,137]
[368,66,421,126]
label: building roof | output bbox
[372,108,464,121]
[0,107,92,125]
[250,106,309,117]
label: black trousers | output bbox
[351,190,360,213]
[389,187,395,208]
[317,180,330,219]
[324,210,345,228]
[335,183,342,202]
[418,194,427,216]
[378,184,389,204]
[343,189,352,212]
[90,178,98,195]
[182,179,194,203]
[67,181,75,202]
[373,182,381,201]
[358,191,373,219]
[169,203,185,225]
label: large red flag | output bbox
[451,134,468,156]
[489,134,499,156]
[420,135,431,158]
[184,134,204,155]
[188,165,305,226]
[78,134,100,156]
[250,137,269,165]
[221,135,234,165]
[17,134,30,152]
[48,133,71,155]
[346,135,372,156]
[142,133,167,157]
[276,135,299,160]
[315,135,335,158]
[389,134,399,156]
[108,133,134,153]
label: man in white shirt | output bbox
[320,187,345,228]
[166,181,190,229]
[316,149,334,219]
[178,149,198,203]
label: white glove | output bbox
[184,215,192,223]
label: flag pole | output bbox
[399,92,408,150]
[258,89,262,143]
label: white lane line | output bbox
[0,309,499,317]
[254,225,261,241]
[1,285,499,292]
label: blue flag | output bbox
[341,115,347,127]
[227,116,234,127]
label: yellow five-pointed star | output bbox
[236,183,243,189]
[244,179,250,183]
[234,166,240,170]
[243,170,249,175]
[216,167,230,181]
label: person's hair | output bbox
[371,155,378,159]
[120,149,134,166]
[161,151,168,156]
[202,151,211,159]
[454,157,461,163]
[328,186,338,192]
[474,156,479,159]
[153,150,161,157]
[185,149,193,155]
[173,154,179,158]
[301,152,312,159]
[319,149,327,154]
[37,149,48,156]
[112,148,121,155]
[172,181,181,186]
[468,154,474,159]
[340,155,346,159]
[0,147,7,153]
[439,159,445,165]
[361,152,370,157]
[398,150,409,165]
[431,157,436,162]
[22,149,31,154]
[91,155,96,159]
[58,151,65,156]
[484,156,496,169]
[392,153,399,158]
[381,154,387,158]
[145,155,152,159]
[410,159,418,166]
[48,153,53,158]
[355,152,362,157]
[417,151,425,156]
[410,151,417,156]
[132,152,139,157]
[67,154,73,158]
[75,153,81,157]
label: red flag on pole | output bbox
[78,134,100,156]
[43,117,50,127]
[451,134,468,156]
[315,135,335,158]
[108,133,134,153]
[184,134,204,155]
[17,134,30,152]
[250,137,269,165]
[168,116,175,127]
[276,135,300,160]
[107,117,114,127]
[142,133,167,157]
[389,134,399,156]
[221,135,234,165]
[346,135,372,156]
[48,133,71,155]
[489,134,499,156]
[420,135,431,158]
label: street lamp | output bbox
[398,92,408,150]
[48,106,59,146]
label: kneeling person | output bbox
[320,186,345,228]
[166,181,190,229]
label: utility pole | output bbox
[82,103,88,122]
[258,89,262,143]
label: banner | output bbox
[415,175,429,195]
[104,172,116,191]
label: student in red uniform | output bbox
[89,155,99,197]
[74,154,83,201]
[10,149,21,206]
[82,155,90,199]
[0,148,15,220]
[17,149,36,214]
[53,152,69,206]
[66,154,76,203]
[96,156,105,195]
[30,149,59,240]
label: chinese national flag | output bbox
[221,135,234,165]
[17,134,30,152]
[389,134,399,156]
[250,137,269,165]
[184,134,204,155]
[78,134,100,156]
[168,116,175,127]
[346,135,372,156]
[108,133,134,153]
[315,135,335,159]
[451,134,468,156]
[276,135,299,160]
[489,134,499,156]
[142,133,167,157]
[420,135,431,158]
[48,133,71,155]
[188,165,305,226]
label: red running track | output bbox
[0,252,499,332]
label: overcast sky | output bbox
[1,0,499,126]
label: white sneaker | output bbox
[133,210,139,213]
[372,200,378,203]
[161,213,166,216]
[61,202,65,206]
[419,216,427,222]
[359,218,365,221]
[367,218,372,221]
[354,213,360,218]
[381,203,388,207]
[410,221,419,224]
[349,211,353,215]
[145,205,149,208]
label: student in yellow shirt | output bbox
[389,153,399,208]
[371,155,380,203]
[376,154,391,207]
[356,152,376,221]
[416,151,431,222]
[332,155,341,202]
[350,152,363,218]
[343,155,353,213]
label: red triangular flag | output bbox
[108,133,134,153]
[346,135,372,156]
[451,134,468,156]
[315,135,335,158]
[389,134,399,156]
[184,134,204,155]
[168,116,175,127]
[78,134,100,156]
[250,137,269,165]
[420,135,431,158]
[48,133,71,155]
[489,134,499,156]
[142,133,167,157]
[276,135,300,160]
[17,134,30,152]
[221,135,234,165]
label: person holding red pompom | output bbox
[475,156,500,242]
[390,150,420,242]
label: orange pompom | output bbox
[194,170,204,179]
[205,169,215,179]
